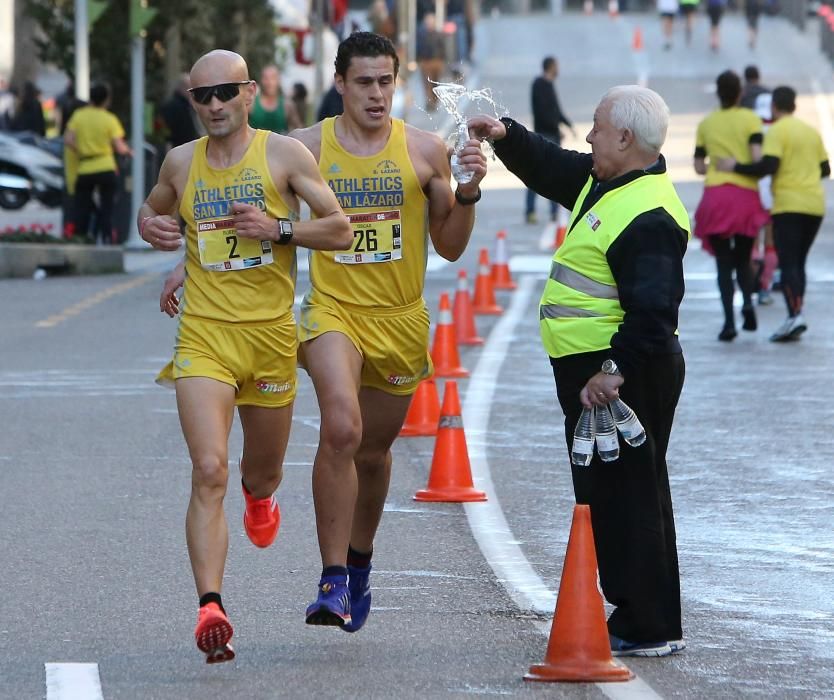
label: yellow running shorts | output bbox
[297,291,433,396]
[157,311,297,408]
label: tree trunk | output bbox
[11,0,40,88]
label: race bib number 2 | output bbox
[197,218,274,271]
[336,210,402,264]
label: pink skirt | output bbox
[694,184,770,255]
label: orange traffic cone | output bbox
[414,381,486,502]
[472,248,503,315]
[400,379,441,437]
[453,270,484,346]
[583,0,593,14]
[551,206,568,250]
[431,292,469,378]
[608,0,620,18]
[632,26,643,51]
[491,230,517,290]
[524,505,633,683]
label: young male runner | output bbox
[292,32,487,630]
[140,49,351,663]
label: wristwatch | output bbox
[455,187,481,206]
[276,219,294,245]
[601,359,621,376]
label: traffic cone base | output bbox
[491,230,517,290]
[413,382,486,503]
[523,505,633,683]
[400,379,440,437]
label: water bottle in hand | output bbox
[594,404,620,462]
[609,398,646,447]
[571,407,595,467]
[451,122,474,184]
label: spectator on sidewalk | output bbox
[745,0,763,49]
[56,79,85,135]
[706,0,726,52]
[740,65,768,110]
[679,0,699,45]
[10,81,45,136]
[159,74,201,149]
[64,83,132,245]
[693,69,768,341]
[717,86,830,342]
[291,82,310,126]
[316,83,343,120]
[525,56,574,225]
[249,64,302,134]
[416,12,446,112]
[0,76,14,130]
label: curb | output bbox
[0,243,125,278]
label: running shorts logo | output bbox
[387,374,418,386]
[256,380,293,394]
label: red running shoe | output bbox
[194,603,235,664]
[242,483,281,548]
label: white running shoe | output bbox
[770,314,807,342]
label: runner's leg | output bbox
[238,404,293,498]
[176,376,236,596]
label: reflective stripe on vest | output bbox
[539,171,690,359]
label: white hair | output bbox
[601,85,670,154]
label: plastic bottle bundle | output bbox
[609,398,646,447]
[450,122,474,184]
[594,404,620,462]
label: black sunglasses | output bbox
[188,81,252,105]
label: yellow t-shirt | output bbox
[310,117,429,309]
[178,130,298,323]
[66,106,124,175]
[764,115,828,216]
[696,107,762,190]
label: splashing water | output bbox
[431,81,507,181]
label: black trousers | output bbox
[709,234,755,330]
[551,349,685,643]
[75,170,118,242]
[772,213,822,316]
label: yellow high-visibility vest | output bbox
[539,172,690,358]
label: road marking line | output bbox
[36,274,156,329]
[45,663,103,700]
[462,274,663,699]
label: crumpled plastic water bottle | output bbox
[594,404,620,462]
[450,122,474,185]
[609,398,646,447]
[571,406,595,467]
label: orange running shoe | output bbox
[242,482,281,548]
[194,603,235,664]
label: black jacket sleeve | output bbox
[493,118,593,210]
[734,155,779,177]
[605,208,688,377]
[531,78,559,134]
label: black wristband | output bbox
[276,219,293,245]
[455,187,481,206]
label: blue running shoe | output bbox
[609,634,672,657]
[668,639,687,654]
[342,564,372,633]
[305,575,352,627]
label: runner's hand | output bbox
[160,262,184,317]
[142,215,182,251]
[455,137,488,189]
[466,115,507,142]
[231,201,278,241]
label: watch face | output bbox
[280,220,293,235]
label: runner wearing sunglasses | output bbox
[138,49,351,663]
[292,32,487,631]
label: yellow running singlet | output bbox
[178,130,297,323]
[310,117,429,308]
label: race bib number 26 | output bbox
[336,210,402,264]
[197,218,274,271]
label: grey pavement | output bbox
[2,7,834,700]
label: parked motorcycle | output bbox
[0,131,64,208]
[0,171,32,210]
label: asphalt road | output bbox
[2,8,834,700]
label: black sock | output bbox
[347,545,373,569]
[199,592,224,613]
[322,565,348,580]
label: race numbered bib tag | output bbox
[335,210,402,264]
[197,218,274,271]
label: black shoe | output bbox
[718,327,737,342]
[741,305,757,331]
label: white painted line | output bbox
[462,274,663,699]
[45,663,103,700]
